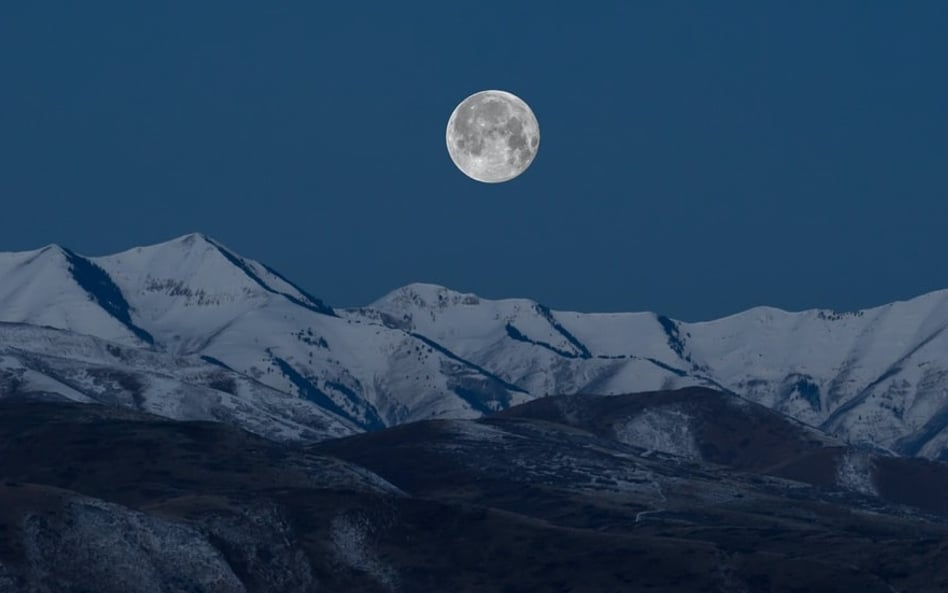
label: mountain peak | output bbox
[0,243,68,264]
[375,283,484,309]
[97,234,334,320]
[161,232,213,247]
[176,231,213,244]
[118,232,222,257]
[0,242,153,345]
[7,234,948,461]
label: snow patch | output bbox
[614,408,701,460]
[444,420,517,443]
[835,451,877,496]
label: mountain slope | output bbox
[4,399,948,592]
[0,322,358,442]
[497,386,948,515]
[0,236,528,431]
[0,245,152,345]
[316,397,948,593]
[360,283,948,458]
[2,235,948,458]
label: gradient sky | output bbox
[1,2,946,320]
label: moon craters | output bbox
[446,90,540,183]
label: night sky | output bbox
[2,2,946,320]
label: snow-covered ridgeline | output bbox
[1,234,948,458]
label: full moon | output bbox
[446,90,540,183]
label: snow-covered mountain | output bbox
[359,282,948,458]
[2,234,948,459]
[0,322,358,442]
[0,235,526,435]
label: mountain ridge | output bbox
[6,396,948,592]
[3,234,948,459]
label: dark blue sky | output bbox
[2,2,946,320]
